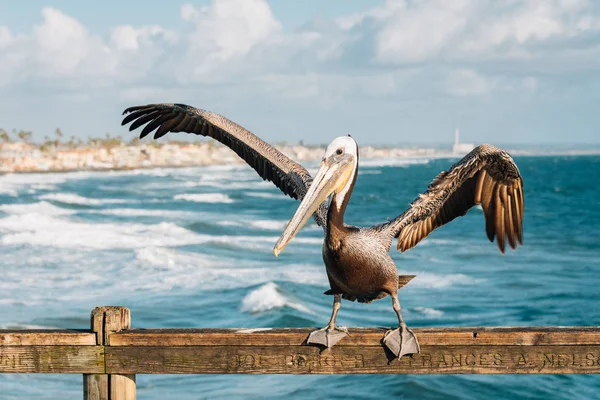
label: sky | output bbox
[0,0,599,146]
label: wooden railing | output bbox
[1,306,600,400]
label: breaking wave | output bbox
[410,272,484,289]
[245,192,286,200]
[413,306,444,317]
[241,282,312,314]
[174,193,234,203]
[40,193,129,206]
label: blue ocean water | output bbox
[0,154,599,399]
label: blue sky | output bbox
[0,0,599,145]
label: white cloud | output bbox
[0,0,599,100]
[445,69,496,96]
[376,0,474,63]
[0,26,13,48]
[110,25,175,51]
[0,7,176,89]
[32,8,110,79]
[181,0,281,78]
[337,0,600,64]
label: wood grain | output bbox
[105,345,600,374]
[0,330,96,346]
[85,306,135,400]
[2,323,600,376]
[0,346,104,373]
[109,327,600,347]
[83,374,108,400]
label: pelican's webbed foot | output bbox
[307,325,349,348]
[383,324,420,359]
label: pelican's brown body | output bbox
[324,212,397,303]
[122,102,525,358]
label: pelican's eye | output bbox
[336,148,344,155]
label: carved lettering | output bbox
[543,354,555,367]
[285,353,364,370]
[479,354,489,366]
[493,353,503,366]
[411,352,509,368]
[586,353,597,367]
[422,354,432,367]
[450,354,461,366]
[0,353,17,368]
[557,354,568,367]
[571,354,580,367]
[465,354,476,366]
[223,350,600,373]
[437,354,449,367]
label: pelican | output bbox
[122,103,524,358]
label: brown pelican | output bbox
[122,103,524,358]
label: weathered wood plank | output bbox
[84,306,135,400]
[83,374,109,400]
[0,346,104,373]
[105,345,600,374]
[0,330,96,346]
[110,375,136,400]
[109,327,600,347]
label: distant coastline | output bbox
[1,139,598,175]
[0,139,439,174]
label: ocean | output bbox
[1,154,599,399]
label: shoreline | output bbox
[1,141,599,176]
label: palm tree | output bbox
[17,130,32,144]
[0,129,10,143]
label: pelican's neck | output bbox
[327,158,358,232]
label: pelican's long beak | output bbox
[273,154,354,256]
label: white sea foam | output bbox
[245,192,285,200]
[0,201,74,216]
[0,322,60,329]
[360,158,430,167]
[241,282,312,314]
[94,208,193,218]
[174,193,234,203]
[0,187,18,196]
[358,169,382,175]
[40,193,129,206]
[0,171,93,196]
[219,218,322,233]
[132,247,326,291]
[0,212,201,249]
[413,306,444,317]
[31,183,58,191]
[410,272,484,289]
[219,219,288,231]
[0,209,321,250]
[190,180,272,190]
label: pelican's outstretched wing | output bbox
[377,144,523,253]
[122,103,327,226]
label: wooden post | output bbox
[84,306,135,400]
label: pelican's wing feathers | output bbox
[122,103,327,226]
[377,144,524,253]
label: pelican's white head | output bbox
[323,135,358,162]
[321,135,359,198]
[273,135,358,256]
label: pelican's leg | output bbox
[383,294,420,358]
[307,294,349,348]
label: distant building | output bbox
[452,128,474,154]
[0,142,41,159]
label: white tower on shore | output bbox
[452,128,475,154]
